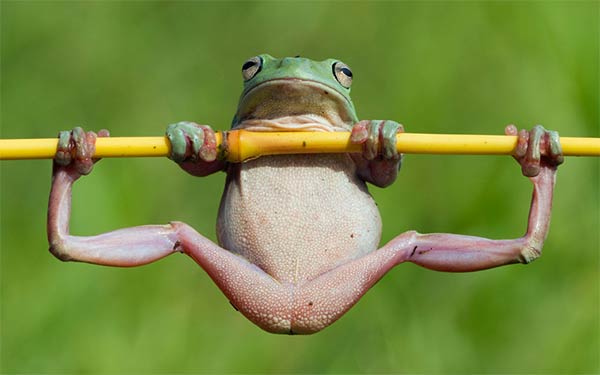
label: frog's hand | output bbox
[166,121,226,177]
[350,120,403,187]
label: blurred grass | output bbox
[1,1,598,374]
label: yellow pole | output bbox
[0,131,598,162]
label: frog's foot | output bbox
[351,120,403,160]
[54,127,109,178]
[505,124,563,177]
[503,124,563,262]
[166,121,217,163]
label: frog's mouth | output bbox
[234,78,358,127]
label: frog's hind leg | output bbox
[48,128,183,266]
[49,160,293,333]
[48,167,183,265]
[172,222,299,333]
[174,221,417,335]
[186,158,556,334]
[46,127,407,334]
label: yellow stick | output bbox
[0,131,598,162]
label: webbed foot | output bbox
[54,127,109,178]
[505,124,563,177]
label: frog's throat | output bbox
[234,78,358,128]
[234,114,349,132]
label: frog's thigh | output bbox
[175,221,415,335]
[174,222,294,333]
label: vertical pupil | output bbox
[242,61,256,71]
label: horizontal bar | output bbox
[0,131,598,162]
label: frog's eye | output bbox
[333,62,353,88]
[242,56,263,81]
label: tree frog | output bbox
[48,54,563,334]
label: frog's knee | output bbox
[259,315,295,334]
[241,308,294,335]
[289,313,335,335]
[289,299,343,335]
[238,300,333,335]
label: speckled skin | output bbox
[218,154,381,284]
[47,55,563,335]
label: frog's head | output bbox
[232,54,359,127]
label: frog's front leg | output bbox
[166,121,226,177]
[350,120,403,187]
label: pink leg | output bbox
[48,156,294,332]
[49,167,353,334]
[48,164,557,334]
[177,161,554,334]
[48,125,561,335]
[397,125,562,272]
[49,162,415,334]
[173,222,417,334]
[48,167,181,265]
[284,165,556,333]
[404,166,556,271]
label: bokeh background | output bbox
[1,1,598,373]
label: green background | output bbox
[1,1,598,373]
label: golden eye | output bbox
[242,56,263,81]
[333,61,353,88]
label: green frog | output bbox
[48,54,563,334]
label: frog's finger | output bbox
[505,124,526,160]
[73,127,90,161]
[55,130,73,166]
[380,121,402,160]
[547,129,564,165]
[522,125,543,177]
[167,123,190,162]
[516,129,529,159]
[199,125,217,162]
[75,130,97,175]
[365,120,382,160]
[350,120,370,144]
[98,129,110,138]
[504,124,518,136]
[90,129,110,164]
[187,125,204,160]
[166,122,206,162]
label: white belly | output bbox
[217,154,382,284]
